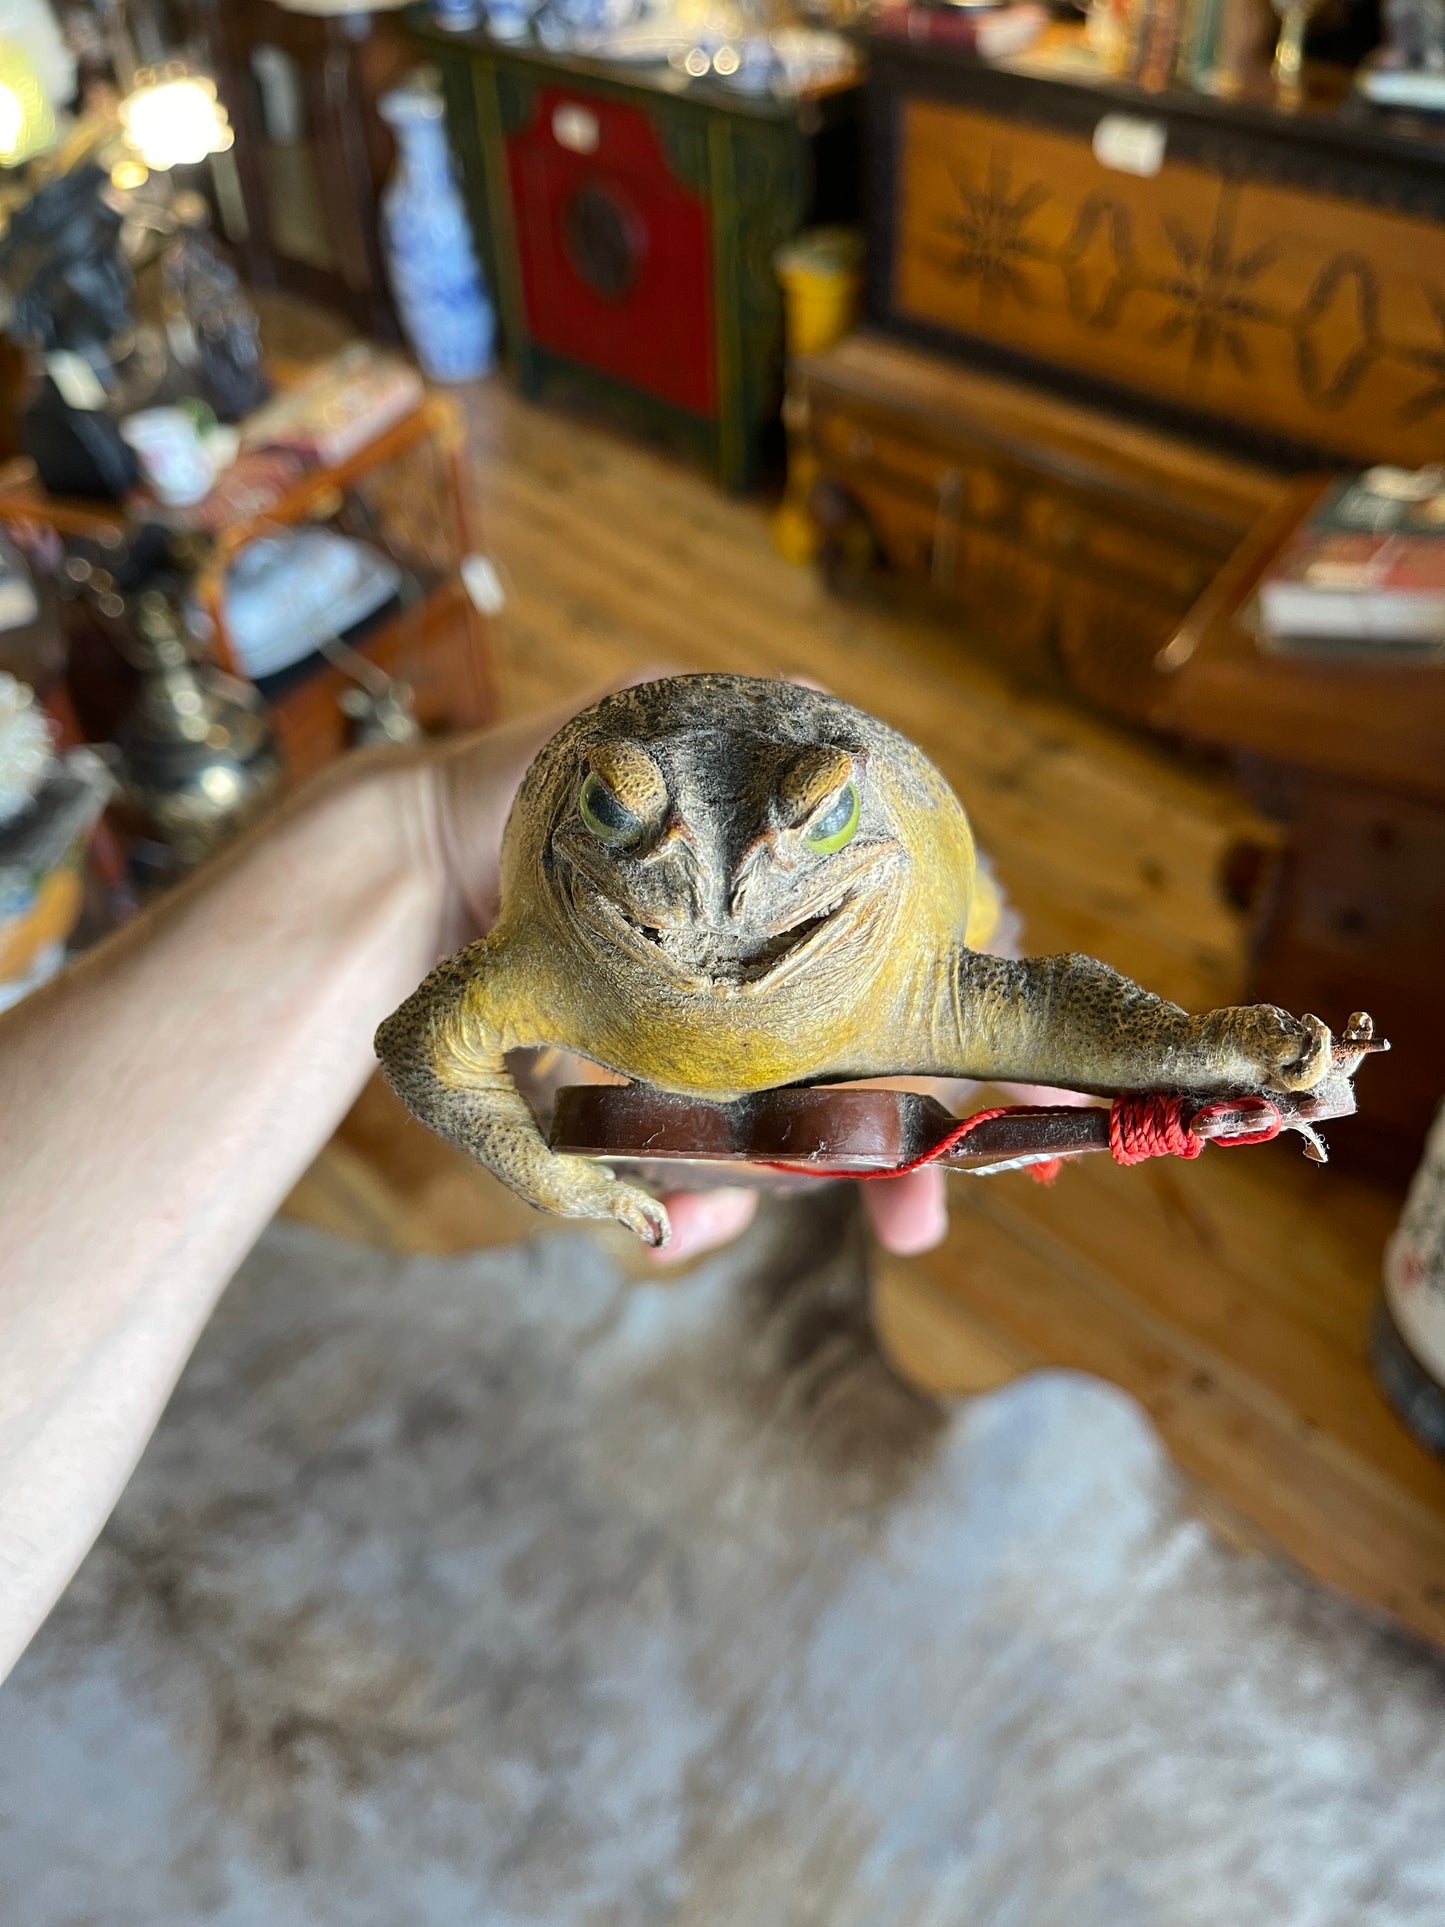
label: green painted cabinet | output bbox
[414,16,858,488]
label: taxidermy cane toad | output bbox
[376,675,1333,1248]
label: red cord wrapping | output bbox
[1110,1092,1206,1164]
[866,1105,1020,1179]
[762,1106,1017,1184]
[765,1092,1283,1184]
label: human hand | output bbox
[641,1169,945,1267]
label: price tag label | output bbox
[462,554,507,616]
[45,351,107,412]
[552,103,600,155]
[1092,114,1167,179]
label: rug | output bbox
[2,1191,1444,1926]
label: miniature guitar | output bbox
[550,1013,1388,1192]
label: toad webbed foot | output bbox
[1193,1004,1332,1094]
[374,939,671,1248]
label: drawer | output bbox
[812,401,954,504]
[1275,788,1445,956]
[810,395,1227,606]
[822,429,1190,691]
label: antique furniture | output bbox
[188,0,413,342]
[1150,479,1445,1180]
[865,39,1445,474]
[415,15,860,487]
[0,386,494,788]
[800,38,1445,688]
[794,329,1285,709]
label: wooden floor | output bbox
[281,364,1445,1649]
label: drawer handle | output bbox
[933,469,963,589]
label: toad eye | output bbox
[580,771,643,847]
[804,781,860,855]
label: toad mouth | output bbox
[581,877,851,983]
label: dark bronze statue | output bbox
[0,164,139,498]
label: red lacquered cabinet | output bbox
[508,86,717,419]
[418,22,859,490]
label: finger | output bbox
[863,1166,949,1256]
[994,1081,1099,1109]
[646,1188,759,1265]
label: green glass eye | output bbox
[804,781,860,854]
[580,771,642,847]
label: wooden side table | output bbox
[416,17,859,490]
[1150,481,1445,1179]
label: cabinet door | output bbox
[506,86,716,418]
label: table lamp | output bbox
[118,67,232,174]
[0,37,54,169]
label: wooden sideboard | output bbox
[802,41,1445,682]
[865,39,1445,472]
[191,0,411,341]
[415,15,859,489]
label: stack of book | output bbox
[871,0,1049,60]
[1126,0,1248,92]
[240,347,424,470]
[1255,470,1445,662]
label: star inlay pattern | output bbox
[930,157,1050,306]
[1149,191,1279,373]
[924,151,1445,430]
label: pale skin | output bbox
[0,684,946,1683]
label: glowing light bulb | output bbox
[0,83,23,158]
[120,75,233,172]
[0,40,55,165]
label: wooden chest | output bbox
[794,330,1283,709]
[866,42,1445,472]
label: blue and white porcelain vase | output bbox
[379,75,496,385]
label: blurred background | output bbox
[0,0,1443,1915]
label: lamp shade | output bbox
[0,36,55,167]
